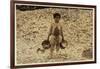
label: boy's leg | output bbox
[50,44,55,58]
[49,35,56,58]
[56,35,62,52]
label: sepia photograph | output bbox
[10,1,96,68]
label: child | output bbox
[47,13,64,58]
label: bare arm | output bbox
[47,25,52,40]
[61,26,64,41]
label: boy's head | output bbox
[53,13,61,23]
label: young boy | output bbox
[47,13,64,58]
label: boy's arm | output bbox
[47,25,52,40]
[61,26,64,41]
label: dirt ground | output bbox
[15,6,94,65]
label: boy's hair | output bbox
[53,13,61,18]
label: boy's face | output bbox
[54,16,60,23]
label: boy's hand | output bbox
[47,38,49,41]
[62,38,65,42]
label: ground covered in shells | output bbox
[15,6,94,65]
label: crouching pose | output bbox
[47,13,64,58]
